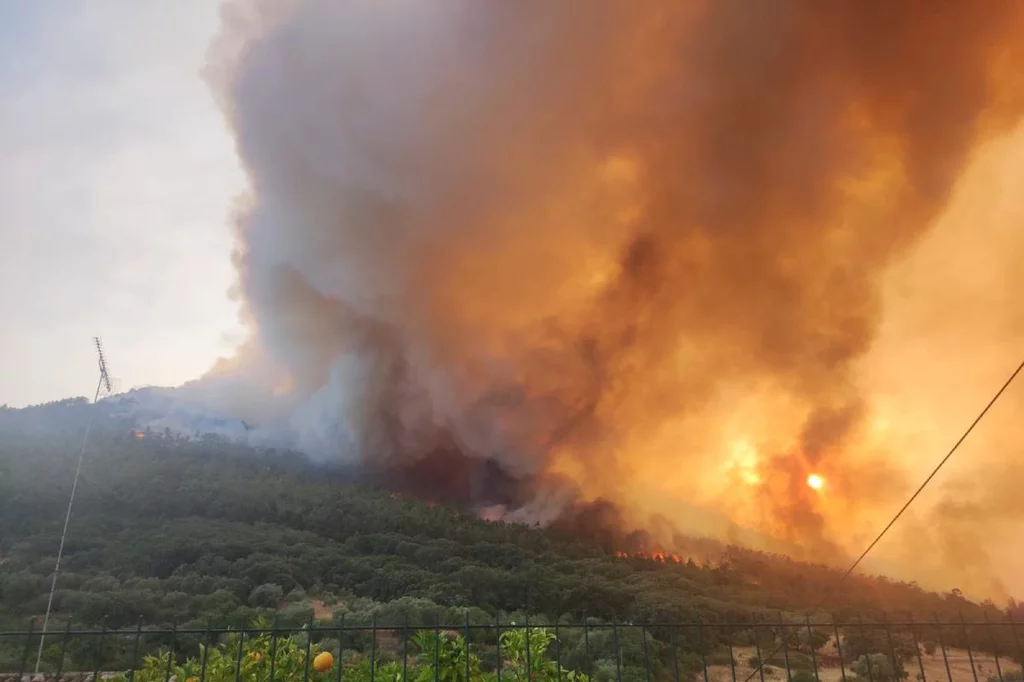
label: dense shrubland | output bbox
[1,400,1022,677]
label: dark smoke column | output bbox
[204,0,1024,541]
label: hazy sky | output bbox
[0,2,245,407]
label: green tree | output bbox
[249,583,285,608]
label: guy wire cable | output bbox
[742,355,1024,682]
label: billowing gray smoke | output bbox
[201,0,1024,552]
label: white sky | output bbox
[0,1,246,407]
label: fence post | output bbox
[164,624,177,682]
[495,613,502,682]
[728,634,738,682]
[858,615,875,682]
[778,613,792,682]
[670,621,681,682]
[433,611,440,682]
[234,628,246,682]
[753,614,766,682]
[613,618,622,682]
[584,617,592,682]
[269,615,280,682]
[55,619,72,682]
[934,615,953,682]
[525,614,533,682]
[338,615,346,682]
[555,617,561,682]
[128,621,143,682]
[983,612,1004,682]
[303,614,314,682]
[697,616,710,682]
[831,616,847,682]
[642,624,652,682]
[199,624,212,682]
[959,611,979,682]
[93,620,106,682]
[463,612,470,682]
[1008,613,1023,677]
[881,614,900,682]
[18,619,35,680]
[234,622,246,679]
[804,616,819,682]
[908,614,927,682]
[370,612,377,682]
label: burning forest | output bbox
[192,0,1024,600]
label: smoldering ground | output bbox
[199,0,1024,596]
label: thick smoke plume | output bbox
[203,1,1024,595]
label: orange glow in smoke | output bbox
[210,0,1024,600]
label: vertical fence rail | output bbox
[881,614,897,681]
[641,625,651,682]
[495,614,502,682]
[269,617,279,682]
[728,632,737,682]
[234,629,246,682]
[753,616,766,682]
[583,618,591,682]
[961,611,980,682]
[54,620,71,682]
[935,615,954,682]
[432,614,439,682]
[369,614,377,682]
[399,616,406,682]
[697,618,710,682]
[860,616,876,682]
[910,614,928,682]
[17,620,34,680]
[164,624,177,682]
[128,621,142,682]
[669,623,680,682]
[778,614,791,682]
[984,612,1005,682]
[93,621,106,682]
[833,617,848,682]
[612,619,622,682]
[1010,614,1024,677]
[199,624,211,682]
[554,619,561,682]
[805,616,820,682]
[525,615,532,682]
[302,615,312,682]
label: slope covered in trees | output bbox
[0,400,1020,654]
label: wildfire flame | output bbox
[616,550,684,564]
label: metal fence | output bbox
[1,617,1022,682]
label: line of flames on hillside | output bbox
[616,550,686,563]
[397,495,725,567]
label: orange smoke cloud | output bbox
[203,0,1024,598]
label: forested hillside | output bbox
[1,399,1020,640]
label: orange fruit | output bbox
[313,651,334,672]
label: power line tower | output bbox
[35,338,115,672]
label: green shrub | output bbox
[108,618,589,682]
